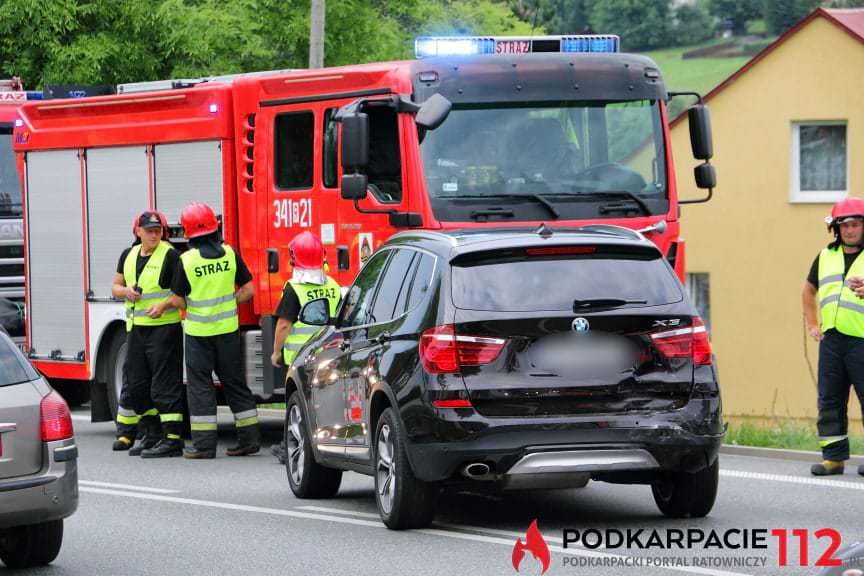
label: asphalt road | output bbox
[7,407,864,576]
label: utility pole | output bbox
[309,0,325,69]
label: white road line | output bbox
[299,505,755,576]
[721,469,864,490]
[77,489,754,576]
[79,481,180,494]
[71,414,91,422]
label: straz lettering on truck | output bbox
[193,260,231,277]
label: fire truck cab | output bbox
[14,35,715,419]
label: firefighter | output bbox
[150,202,260,459]
[110,211,185,457]
[269,231,341,464]
[802,197,864,476]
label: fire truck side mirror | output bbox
[341,113,369,170]
[415,94,451,130]
[694,163,716,190]
[688,104,713,161]
[341,173,368,200]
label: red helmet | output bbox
[133,210,169,241]
[830,197,864,226]
[289,231,325,269]
[180,203,219,239]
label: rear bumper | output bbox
[0,438,78,529]
[404,396,723,483]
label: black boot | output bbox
[130,415,163,456]
[112,436,134,451]
[183,447,216,459]
[129,436,159,456]
[226,444,260,456]
[141,438,184,459]
[858,464,864,477]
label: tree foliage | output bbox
[763,0,821,35]
[0,0,537,87]
[584,0,673,51]
[707,0,761,36]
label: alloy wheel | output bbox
[376,423,396,514]
[286,404,306,485]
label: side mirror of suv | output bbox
[299,298,331,326]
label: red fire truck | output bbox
[14,35,715,420]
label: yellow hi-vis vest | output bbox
[123,241,181,332]
[282,277,341,366]
[818,246,864,337]
[181,244,239,337]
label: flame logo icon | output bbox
[512,519,551,574]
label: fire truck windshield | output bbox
[0,127,21,217]
[420,99,668,220]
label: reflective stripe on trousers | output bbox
[190,415,218,431]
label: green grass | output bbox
[726,420,864,455]
[642,40,751,96]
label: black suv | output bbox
[284,226,723,529]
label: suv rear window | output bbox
[451,246,682,312]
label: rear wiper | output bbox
[573,298,647,311]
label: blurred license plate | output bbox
[496,40,530,54]
[530,335,633,375]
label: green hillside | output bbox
[644,44,751,95]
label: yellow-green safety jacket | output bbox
[818,246,864,337]
[181,244,239,337]
[123,241,181,332]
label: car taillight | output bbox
[650,317,712,366]
[420,324,506,374]
[41,389,74,441]
[691,317,712,365]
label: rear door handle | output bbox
[0,423,16,433]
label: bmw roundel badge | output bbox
[572,317,590,333]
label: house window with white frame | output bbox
[791,121,847,203]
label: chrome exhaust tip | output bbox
[462,462,491,479]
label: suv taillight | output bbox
[650,317,712,366]
[420,324,506,374]
[41,390,74,441]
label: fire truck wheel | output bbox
[284,391,342,498]
[651,458,719,518]
[374,408,437,530]
[104,331,128,419]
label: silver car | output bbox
[0,330,78,568]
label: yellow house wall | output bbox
[669,16,864,424]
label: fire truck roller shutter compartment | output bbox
[26,150,87,360]
[86,146,149,299]
[154,141,223,223]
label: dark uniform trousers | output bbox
[186,331,261,451]
[119,323,185,439]
[818,330,864,460]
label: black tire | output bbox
[51,379,90,407]
[0,519,64,568]
[374,408,437,530]
[104,331,128,419]
[651,458,719,518]
[284,391,342,498]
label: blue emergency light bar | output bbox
[414,35,620,58]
